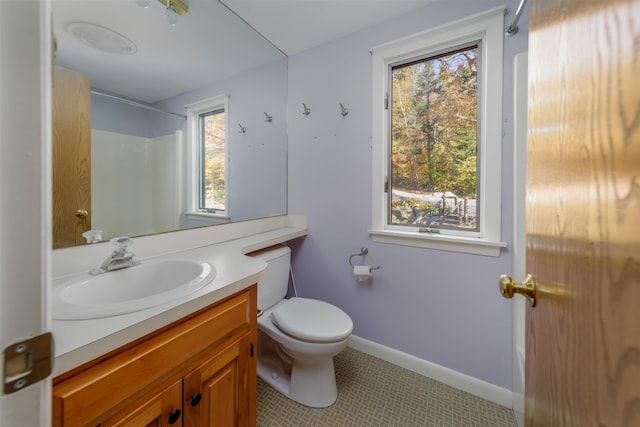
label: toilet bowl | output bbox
[251,246,353,408]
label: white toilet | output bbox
[252,245,353,408]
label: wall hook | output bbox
[264,112,273,123]
[340,102,349,117]
[238,123,246,134]
[302,103,311,116]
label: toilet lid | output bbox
[270,297,353,343]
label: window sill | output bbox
[185,211,230,223]
[369,228,506,257]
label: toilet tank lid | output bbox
[248,245,290,262]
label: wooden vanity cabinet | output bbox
[52,286,257,427]
[102,378,183,426]
[183,334,253,426]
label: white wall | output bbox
[287,0,529,391]
[0,0,51,423]
[91,129,180,241]
[152,132,183,233]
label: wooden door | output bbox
[52,65,91,248]
[526,0,640,425]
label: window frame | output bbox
[370,8,506,256]
[186,94,230,220]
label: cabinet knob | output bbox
[191,392,202,407]
[168,409,181,424]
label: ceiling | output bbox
[52,0,438,103]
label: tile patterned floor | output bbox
[257,347,517,426]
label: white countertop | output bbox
[52,220,306,377]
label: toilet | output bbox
[252,245,353,408]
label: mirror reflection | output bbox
[52,0,287,249]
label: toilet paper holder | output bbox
[348,247,380,270]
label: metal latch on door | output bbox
[3,332,53,395]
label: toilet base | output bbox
[291,357,338,407]
[257,330,339,408]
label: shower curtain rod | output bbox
[505,0,528,37]
[90,90,187,119]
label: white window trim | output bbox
[184,211,230,224]
[185,94,230,219]
[370,7,507,257]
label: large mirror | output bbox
[52,0,287,249]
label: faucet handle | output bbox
[110,236,134,253]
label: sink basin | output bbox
[53,259,216,320]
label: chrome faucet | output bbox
[90,236,141,275]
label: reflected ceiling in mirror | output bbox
[53,0,285,102]
[52,0,288,249]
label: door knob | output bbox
[75,209,88,218]
[499,274,537,307]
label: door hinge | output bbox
[384,92,389,110]
[384,176,389,193]
[250,342,254,357]
[3,332,53,395]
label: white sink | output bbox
[53,259,216,320]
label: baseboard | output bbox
[348,335,513,408]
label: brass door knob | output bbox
[75,209,88,218]
[499,274,537,307]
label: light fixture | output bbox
[161,0,188,26]
[138,0,189,26]
[165,0,179,26]
[159,0,188,16]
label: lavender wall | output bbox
[92,93,157,138]
[89,58,288,224]
[156,58,288,223]
[287,0,529,390]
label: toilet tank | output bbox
[251,245,291,311]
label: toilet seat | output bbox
[270,297,353,343]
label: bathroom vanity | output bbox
[50,217,306,426]
[52,288,256,426]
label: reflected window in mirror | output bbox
[187,95,230,223]
[199,108,226,212]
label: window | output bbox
[199,108,226,211]
[370,8,506,256]
[390,42,480,231]
[186,95,229,218]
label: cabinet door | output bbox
[102,379,183,427]
[183,335,254,426]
